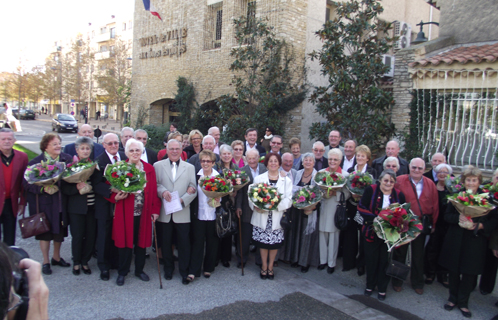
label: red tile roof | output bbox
[409,43,498,67]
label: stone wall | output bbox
[391,48,415,134]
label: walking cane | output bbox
[152,219,163,289]
[238,215,244,276]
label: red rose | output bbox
[494,192,498,199]
[111,172,119,178]
[221,180,226,186]
[127,173,133,178]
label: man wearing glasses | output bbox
[392,157,439,295]
[93,133,127,281]
[423,153,446,183]
[269,135,283,156]
[301,141,327,171]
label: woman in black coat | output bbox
[24,133,73,275]
[344,145,377,275]
[439,166,498,318]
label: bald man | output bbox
[423,153,446,183]
[63,124,104,160]
[371,141,409,176]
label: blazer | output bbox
[371,155,409,176]
[395,174,439,228]
[61,163,104,215]
[0,150,28,216]
[235,163,267,223]
[340,156,357,171]
[144,147,158,165]
[154,158,197,223]
[243,143,266,157]
[423,170,436,183]
[250,171,293,231]
[93,151,127,220]
[63,142,105,161]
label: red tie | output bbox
[113,156,118,163]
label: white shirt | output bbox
[140,149,149,163]
[342,156,355,172]
[197,168,220,221]
[249,165,259,178]
[382,195,391,209]
[213,144,220,155]
[105,150,121,164]
[353,164,367,173]
[410,177,424,198]
[245,141,258,152]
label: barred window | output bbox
[204,2,223,50]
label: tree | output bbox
[216,16,306,142]
[11,64,29,108]
[62,38,93,110]
[25,66,45,108]
[174,77,197,134]
[309,0,397,153]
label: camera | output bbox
[9,246,29,320]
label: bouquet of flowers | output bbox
[346,172,374,196]
[248,183,282,211]
[373,203,422,251]
[259,156,265,163]
[104,161,146,193]
[447,190,495,218]
[62,156,97,194]
[482,183,498,205]
[292,185,322,213]
[24,159,66,186]
[314,170,346,197]
[445,175,463,194]
[222,168,249,191]
[198,176,233,207]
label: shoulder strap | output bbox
[36,193,40,215]
[409,179,423,215]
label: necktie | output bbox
[113,155,118,164]
[172,162,177,180]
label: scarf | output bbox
[264,134,273,140]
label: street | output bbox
[11,119,498,320]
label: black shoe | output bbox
[222,261,230,268]
[72,266,80,276]
[42,263,52,275]
[260,269,267,280]
[444,303,456,311]
[378,293,386,301]
[116,275,125,286]
[135,272,150,282]
[100,270,110,281]
[152,246,156,253]
[317,264,326,270]
[250,245,256,253]
[203,273,211,278]
[51,257,71,267]
[145,253,150,259]
[164,272,173,280]
[357,266,365,276]
[267,269,274,280]
[364,289,373,296]
[301,266,310,273]
[82,265,91,275]
[459,308,472,318]
[480,289,491,295]
[425,276,435,285]
[327,267,335,274]
[237,262,245,269]
[182,277,190,285]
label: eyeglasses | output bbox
[234,148,243,151]
[271,142,282,145]
[7,291,23,313]
[201,160,213,164]
[313,149,325,153]
[129,149,141,154]
[106,141,119,145]
[385,164,397,169]
[411,166,424,171]
[437,171,449,175]
[381,179,395,185]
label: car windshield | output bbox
[59,115,75,121]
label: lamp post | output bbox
[412,20,440,45]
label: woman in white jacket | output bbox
[250,153,292,280]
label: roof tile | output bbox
[411,43,498,67]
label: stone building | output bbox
[131,0,438,151]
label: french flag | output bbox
[143,0,162,20]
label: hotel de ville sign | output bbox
[138,27,187,59]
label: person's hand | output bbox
[431,227,436,234]
[326,189,337,198]
[493,249,498,258]
[17,204,25,216]
[162,191,172,202]
[44,185,59,195]
[187,186,196,195]
[215,197,221,203]
[236,208,242,219]
[115,192,128,201]
[280,171,287,178]
[151,214,159,222]
[352,194,361,201]
[18,258,49,320]
[76,182,88,191]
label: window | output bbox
[326,2,337,22]
[204,2,223,50]
[100,27,107,34]
[128,20,133,29]
[100,45,107,52]
[110,27,116,39]
[122,23,126,31]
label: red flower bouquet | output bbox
[248,183,282,211]
[447,190,495,218]
[222,168,249,191]
[104,161,146,193]
[346,172,374,196]
[198,176,233,207]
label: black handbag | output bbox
[334,192,348,230]
[280,210,292,230]
[386,245,411,281]
[216,200,238,238]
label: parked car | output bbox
[11,108,19,118]
[19,109,36,120]
[52,113,78,133]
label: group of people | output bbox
[1,123,498,319]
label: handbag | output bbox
[386,244,411,281]
[18,194,50,239]
[280,210,292,230]
[334,191,348,230]
[409,180,432,235]
[216,200,238,238]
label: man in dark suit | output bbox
[0,128,28,245]
[134,129,158,165]
[243,128,266,157]
[63,124,105,161]
[371,140,409,176]
[340,140,357,172]
[235,148,267,268]
[118,127,134,152]
[423,153,446,184]
[93,133,127,281]
[268,135,283,156]
[188,135,220,173]
[301,141,327,171]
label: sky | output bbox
[0,0,135,73]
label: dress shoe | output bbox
[392,285,402,292]
[444,302,455,311]
[459,308,472,318]
[357,266,365,276]
[364,289,373,296]
[42,263,52,275]
[135,272,150,282]
[100,270,110,281]
[164,272,173,280]
[301,266,310,273]
[237,262,245,269]
[222,261,230,268]
[414,288,424,295]
[145,253,150,259]
[116,275,125,286]
[203,272,211,278]
[182,277,190,285]
[267,269,274,280]
[51,257,71,267]
[327,267,335,274]
[260,269,267,280]
[480,289,491,295]
[250,245,256,253]
[82,265,91,275]
[72,267,80,276]
[425,276,435,285]
[378,293,386,301]
[317,264,327,270]
[152,246,156,253]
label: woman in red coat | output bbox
[108,138,160,286]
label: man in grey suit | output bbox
[235,149,267,268]
[154,139,197,285]
[280,153,297,181]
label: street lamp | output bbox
[412,20,440,45]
